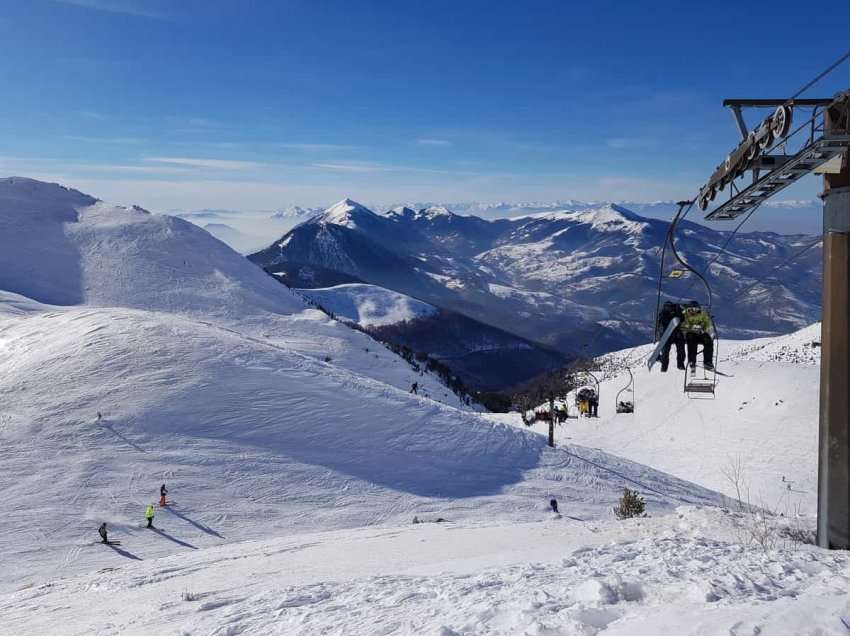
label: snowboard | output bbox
[646,317,680,371]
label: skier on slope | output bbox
[145,503,155,529]
[656,301,686,372]
[549,498,559,513]
[410,381,418,395]
[159,483,168,507]
[98,522,108,544]
[681,301,715,372]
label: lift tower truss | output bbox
[698,89,850,549]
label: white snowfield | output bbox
[0,177,842,635]
[298,283,438,327]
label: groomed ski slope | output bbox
[492,324,822,516]
[0,292,721,592]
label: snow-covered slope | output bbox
[299,283,438,327]
[4,506,847,635]
[493,323,823,516]
[0,293,723,593]
[1,180,839,635]
[0,178,723,598]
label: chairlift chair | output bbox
[683,338,719,397]
[615,367,635,413]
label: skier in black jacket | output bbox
[657,301,686,372]
[98,522,108,544]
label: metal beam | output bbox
[705,137,850,220]
[722,98,833,107]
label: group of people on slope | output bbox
[576,388,598,417]
[657,300,715,373]
[98,484,169,544]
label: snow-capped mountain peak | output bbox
[318,198,376,228]
[521,203,648,234]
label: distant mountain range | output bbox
[250,199,822,369]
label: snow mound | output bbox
[298,283,438,327]
[0,180,304,316]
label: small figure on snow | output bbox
[145,503,155,529]
[550,498,559,514]
[410,382,419,395]
[159,483,168,507]
[96,411,102,422]
[588,394,599,418]
[98,522,108,544]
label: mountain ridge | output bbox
[251,198,822,357]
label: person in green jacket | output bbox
[681,301,715,371]
[145,503,155,529]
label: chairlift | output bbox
[574,370,600,418]
[652,200,721,396]
[683,337,719,397]
[615,367,635,413]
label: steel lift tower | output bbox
[697,83,850,548]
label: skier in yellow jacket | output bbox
[145,503,155,529]
[680,301,714,372]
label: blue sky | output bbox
[0,0,846,231]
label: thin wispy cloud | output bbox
[56,0,166,18]
[416,138,452,146]
[64,135,147,144]
[310,161,451,175]
[79,111,109,120]
[75,163,190,175]
[311,162,377,173]
[277,143,359,152]
[144,157,269,170]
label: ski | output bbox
[647,317,680,371]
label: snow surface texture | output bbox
[3,507,848,635]
[298,283,438,327]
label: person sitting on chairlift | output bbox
[657,301,686,372]
[681,301,714,372]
